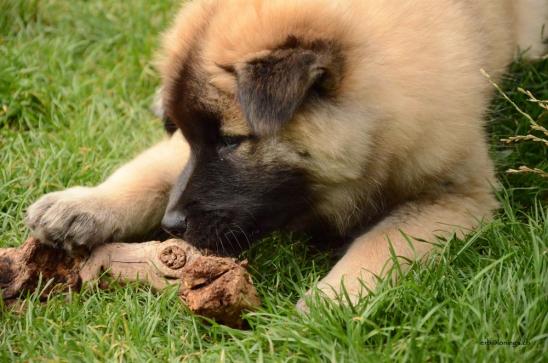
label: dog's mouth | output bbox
[176,215,261,257]
[181,206,315,256]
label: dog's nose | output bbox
[161,211,188,237]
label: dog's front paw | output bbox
[296,284,336,314]
[296,276,368,313]
[25,187,121,253]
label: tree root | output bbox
[0,238,260,328]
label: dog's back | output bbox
[514,0,548,58]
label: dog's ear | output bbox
[231,44,341,136]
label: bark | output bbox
[0,238,260,328]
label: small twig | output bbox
[501,134,548,147]
[482,69,548,179]
[481,69,537,125]
[518,88,548,112]
[506,166,548,178]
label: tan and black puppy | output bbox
[26,0,547,307]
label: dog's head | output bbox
[155,0,434,254]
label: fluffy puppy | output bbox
[26,0,547,307]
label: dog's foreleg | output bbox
[26,131,189,252]
[298,188,498,310]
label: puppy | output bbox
[26,0,547,307]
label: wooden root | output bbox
[0,238,260,328]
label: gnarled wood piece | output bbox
[0,238,81,299]
[0,238,260,328]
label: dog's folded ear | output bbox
[230,43,342,136]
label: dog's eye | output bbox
[219,134,249,150]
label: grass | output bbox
[0,0,547,361]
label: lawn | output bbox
[1,0,547,361]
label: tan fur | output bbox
[27,0,547,305]
[514,0,548,58]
